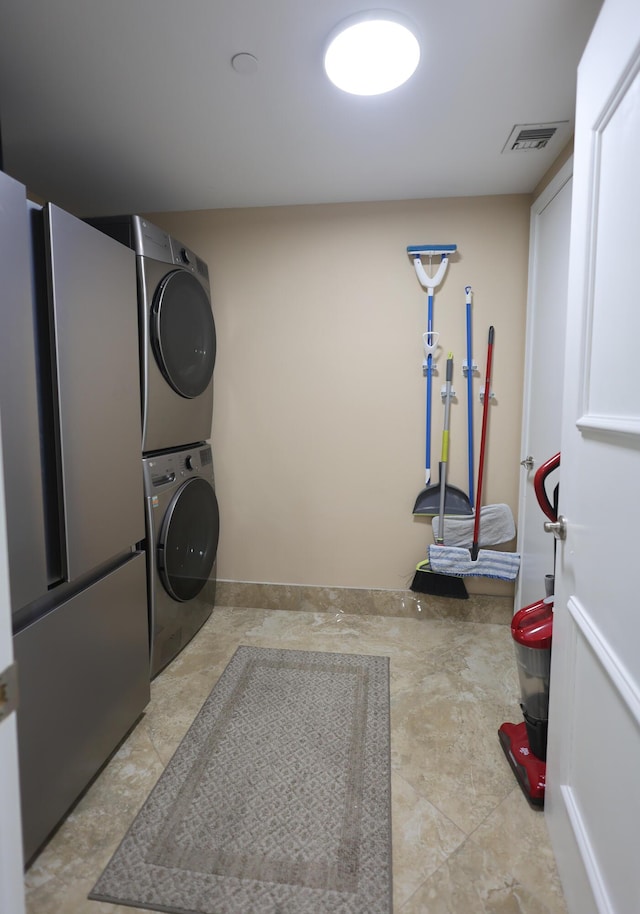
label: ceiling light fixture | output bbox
[324,11,420,96]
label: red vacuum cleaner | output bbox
[498,452,560,807]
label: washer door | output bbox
[157,477,220,602]
[151,270,216,399]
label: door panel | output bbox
[47,206,144,579]
[582,69,640,427]
[558,595,640,913]
[546,2,640,911]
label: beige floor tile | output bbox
[387,616,520,834]
[25,873,119,914]
[22,605,565,914]
[392,772,467,910]
[471,787,567,913]
[399,837,558,914]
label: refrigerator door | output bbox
[45,206,144,580]
[0,173,48,613]
[14,551,150,863]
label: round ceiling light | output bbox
[324,11,420,96]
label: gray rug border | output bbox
[89,645,393,914]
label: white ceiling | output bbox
[0,0,602,217]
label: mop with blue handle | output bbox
[408,245,472,518]
[465,285,475,507]
[428,326,521,580]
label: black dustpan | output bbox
[413,465,474,516]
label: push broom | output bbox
[428,327,521,581]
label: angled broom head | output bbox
[410,558,469,599]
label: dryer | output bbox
[87,215,216,453]
[143,443,220,677]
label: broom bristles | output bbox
[410,561,469,599]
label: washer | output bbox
[143,443,219,677]
[87,215,216,453]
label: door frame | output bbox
[515,156,573,611]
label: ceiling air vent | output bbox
[502,121,570,154]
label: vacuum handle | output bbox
[534,452,561,522]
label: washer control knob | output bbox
[180,247,191,264]
[185,455,195,471]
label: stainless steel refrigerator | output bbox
[0,171,150,864]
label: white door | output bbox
[546,2,640,912]
[516,160,572,610]
[0,418,26,913]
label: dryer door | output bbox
[151,270,216,398]
[157,477,219,601]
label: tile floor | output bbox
[23,603,567,913]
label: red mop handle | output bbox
[472,326,494,558]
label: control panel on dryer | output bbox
[178,444,212,475]
[169,238,210,281]
[143,452,179,492]
[143,444,214,493]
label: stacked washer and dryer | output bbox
[89,216,220,678]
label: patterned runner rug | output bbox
[90,645,392,913]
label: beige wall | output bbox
[147,195,530,594]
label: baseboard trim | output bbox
[215,580,513,624]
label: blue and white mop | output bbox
[428,326,520,581]
[407,245,465,515]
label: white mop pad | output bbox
[428,545,521,581]
[432,504,515,548]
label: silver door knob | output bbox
[520,456,535,470]
[544,515,567,540]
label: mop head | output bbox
[428,545,520,581]
[432,504,515,548]
[407,244,457,256]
